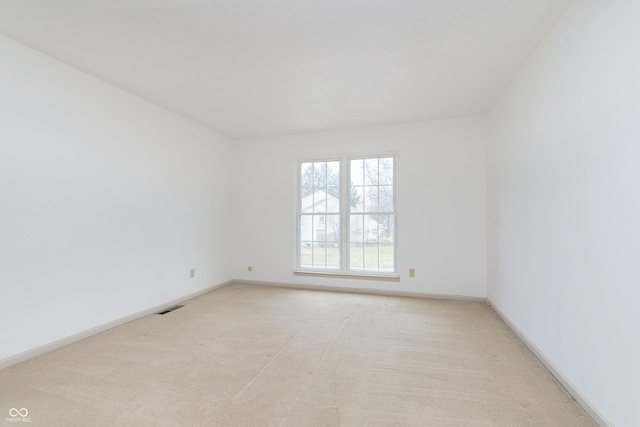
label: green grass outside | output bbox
[300,245,394,271]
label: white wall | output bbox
[0,35,233,362]
[232,117,487,297]
[488,1,640,425]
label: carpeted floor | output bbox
[0,283,596,426]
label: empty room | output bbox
[1,0,638,426]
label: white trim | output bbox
[293,270,400,281]
[488,299,610,427]
[235,279,485,303]
[0,280,234,370]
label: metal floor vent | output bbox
[157,305,184,315]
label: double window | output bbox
[297,155,396,275]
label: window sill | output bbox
[293,270,400,282]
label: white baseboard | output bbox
[233,279,487,303]
[488,299,610,427]
[0,280,233,370]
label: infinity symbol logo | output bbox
[9,408,28,417]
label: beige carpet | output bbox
[0,283,596,426]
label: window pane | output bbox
[300,162,314,198]
[311,190,335,213]
[364,158,378,185]
[327,161,340,181]
[379,185,393,213]
[363,243,379,271]
[365,215,394,272]
[364,185,379,212]
[379,157,394,185]
[312,245,326,268]
[380,244,394,272]
[350,159,364,186]
[349,213,364,270]
[377,214,395,245]
[350,244,364,270]
[325,214,341,248]
[313,162,326,188]
[301,161,340,215]
[350,186,364,212]
[349,214,364,244]
[325,244,340,269]
[315,215,326,241]
[299,213,340,270]
[363,214,378,244]
[300,215,312,243]
[300,242,312,268]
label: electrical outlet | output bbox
[190,268,195,278]
[409,268,415,278]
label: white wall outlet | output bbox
[409,268,415,278]
[190,268,195,278]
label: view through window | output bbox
[297,155,396,274]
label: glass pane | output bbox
[368,214,394,272]
[299,213,341,270]
[350,159,364,186]
[377,215,394,244]
[327,191,339,213]
[364,186,379,212]
[364,158,378,185]
[349,214,366,271]
[349,214,364,244]
[379,244,394,272]
[350,244,364,270]
[313,211,339,269]
[379,185,393,213]
[299,213,313,269]
[350,186,364,212]
[301,161,340,214]
[299,242,312,268]
[379,157,393,185]
[312,190,326,213]
[327,161,340,180]
[363,243,379,271]
[348,213,395,272]
[314,162,327,188]
[300,162,314,200]
[325,243,340,269]
[313,245,326,268]
[326,161,340,202]
[325,214,340,247]
[300,215,312,243]
[364,215,379,244]
[315,215,326,245]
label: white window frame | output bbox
[294,154,398,280]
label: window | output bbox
[297,155,396,276]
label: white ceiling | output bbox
[0,0,573,139]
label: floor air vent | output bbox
[157,305,184,315]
